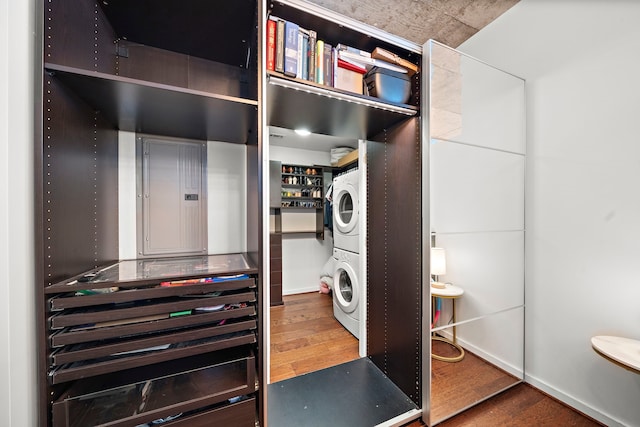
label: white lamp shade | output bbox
[431,247,446,276]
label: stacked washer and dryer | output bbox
[332,168,362,339]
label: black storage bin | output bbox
[364,67,411,104]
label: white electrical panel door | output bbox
[140,137,207,257]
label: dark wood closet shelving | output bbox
[266,0,420,139]
[36,0,424,424]
[38,0,264,425]
[44,258,260,423]
[45,63,257,143]
[98,0,257,66]
[267,73,417,140]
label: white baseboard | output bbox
[437,331,524,379]
[524,374,625,427]
[439,332,623,426]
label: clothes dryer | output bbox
[333,247,360,339]
[332,168,360,254]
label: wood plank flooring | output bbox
[430,339,520,423]
[270,292,359,383]
[270,292,603,426]
[436,383,604,426]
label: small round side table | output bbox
[431,283,465,362]
[591,335,640,374]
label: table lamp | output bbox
[431,247,447,289]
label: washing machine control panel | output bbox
[333,248,356,262]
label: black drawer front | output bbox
[53,352,256,427]
[167,398,256,427]
[50,332,256,384]
[49,291,256,329]
[51,306,256,347]
[52,319,257,365]
[50,278,256,310]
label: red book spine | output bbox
[337,58,366,74]
[267,19,276,71]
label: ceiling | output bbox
[269,0,519,151]
[308,0,520,47]
[269,127,359,150]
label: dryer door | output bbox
[334,183,359,234]
[334,259,359,314]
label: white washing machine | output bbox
[333,247,360,339]
[332,168,360,254]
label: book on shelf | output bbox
[336,43,372,58]
[284,20,299,77]
[266,17,277,71]
[337,58,366,74]
[296,30,304,78]
[296,28,310,81]
[316,39,325,84]
[275,17,285,73]
[371,47,419,76]
[323,42,333,86]
[308,30,317,82]
[332,47,338,87]
[337,49,407,73]
[300,30,310,80]
[335,60,365,94]
[266,20,415,97]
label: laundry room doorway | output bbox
[266,127,363,384]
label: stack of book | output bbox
[266,15,419,97]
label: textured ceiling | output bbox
[307,0,519,47]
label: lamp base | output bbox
[431,281,446,289]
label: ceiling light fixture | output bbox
[294,128,311,137]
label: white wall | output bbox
[118,131,137,259]
[270,145,334,294]
[0,0,38,425]
[206,140,247,254]
[460,1,640,425]
[118,132,247,259]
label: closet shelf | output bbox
[45,253,258,294]
[98,0,257,67]
[266,74,417,139]
[45,63,258,143]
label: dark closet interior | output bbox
[36,1,263,426]
[35,0,424,425]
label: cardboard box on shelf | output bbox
[336,149,358,167]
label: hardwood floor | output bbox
[404,383,604,426]
[269,291,359,383]
[270,292,602,426]
[430,338,520,422]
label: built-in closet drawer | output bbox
[47,275,258,384]
[48,289,256,329]
[163,398,256,427]
[49,277,256,310]
[52,350,256,427]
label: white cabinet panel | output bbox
[431,308,524,425]
[430,140,524,233]
[430,42,525,154]
[435,231,524,321]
